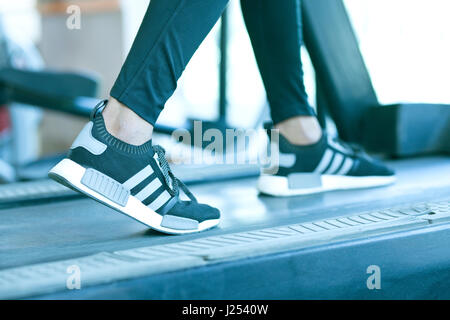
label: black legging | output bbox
[110,0,314,126]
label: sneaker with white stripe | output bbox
[48,100,220,234]
[258,122,396,197]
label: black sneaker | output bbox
[49,100,220,234]
[258,123,396,196]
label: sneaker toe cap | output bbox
[356,158,395,176]
[166,200,220,223]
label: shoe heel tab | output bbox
[90,99,108,121]
[263,121,274,131]
[71,121,107,155]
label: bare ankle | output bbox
[275,116,322,146]
[102,97,154,146]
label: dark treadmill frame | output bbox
[302,0,450,157]
[34,223,450,300]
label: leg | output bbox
[241,0,321,145]
[241,0,396,196]
[105,0,229,145]
[50,0,229,234]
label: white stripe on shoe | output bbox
[123,165,154,190]
[314,149,334,173]
[134,177,162,201]
[116,162,172,212]
[278,152,297,168]
[324,153,344,174]
[148,191,172,211]
[335,157,354,175]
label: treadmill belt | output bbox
[0,156,449,299]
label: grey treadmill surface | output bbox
[1,156,449,272]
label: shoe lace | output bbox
[152,145,197,203]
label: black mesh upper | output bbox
[265,122,395,177]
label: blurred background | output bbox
[0,0,449,166]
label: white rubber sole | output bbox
[48,159,219,235]
[257,174,397,197]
